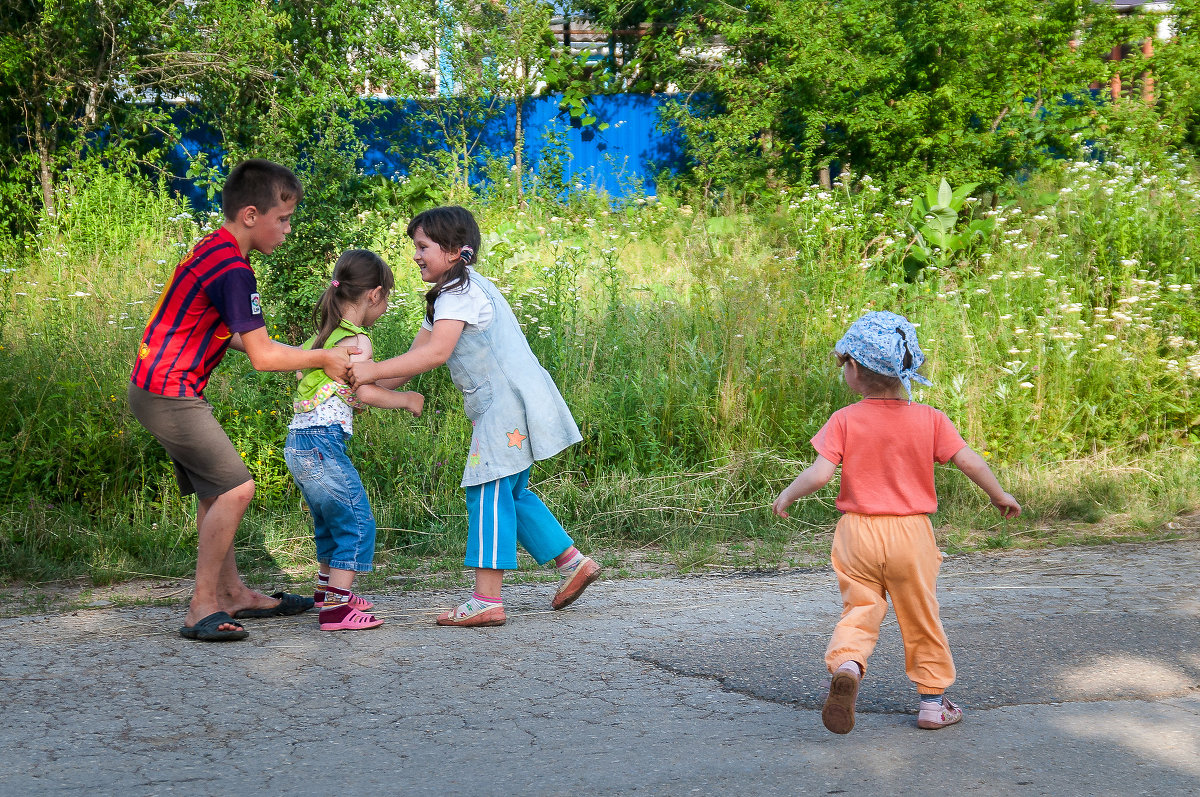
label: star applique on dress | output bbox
[506,428,527,449]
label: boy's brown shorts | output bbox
[127,383,253,500]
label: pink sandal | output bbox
[319,607,384,631]
[315,591,375,611]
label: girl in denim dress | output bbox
[285,249,424,631]
[349,206,600,627]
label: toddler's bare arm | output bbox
[772,455,836,518]
[951,447,1021,518]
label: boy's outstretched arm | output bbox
[233,328,357,382]
[772,455,837,518]
[349,319,464,388]
[950,446,1022,518]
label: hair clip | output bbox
[459,245,475,265]
[331,279,340,288]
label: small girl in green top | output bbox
[284,249,424,631]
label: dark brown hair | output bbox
[221,159,304,220]
[311,250,394,349]
[407,205,482,324]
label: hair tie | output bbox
[458,245,475,265]
[331,279,340,288]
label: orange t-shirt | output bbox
[811,399,967,516]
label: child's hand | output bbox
[771,458,836,518]
[993,492,1022,518]
[401,391,424,417]
[348,359,377,389]
[771,491,796,519]
[323,346,354,382]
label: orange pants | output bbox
[825,512,955,695]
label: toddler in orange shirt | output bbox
[771,311,1020,734]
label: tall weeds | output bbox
[2,153,1199,582]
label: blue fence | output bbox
[168,93,689,207]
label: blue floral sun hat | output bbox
[834,311,932,400]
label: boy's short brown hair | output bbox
[221,159,304,220]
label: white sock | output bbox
[455,591,501,617]
[837,661,862,678]
[556,551,585,574]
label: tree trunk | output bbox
[1110,45,1122,102]
[515,93,525,203]
[34,105,55,216]
[1141,38,1154,105]
[761,127,777,188]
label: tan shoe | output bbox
[822,669,860,734]
[436,603,507,627]
[551,556,600,610]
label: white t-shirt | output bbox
[289,395,355,435]
[421,269,494,332]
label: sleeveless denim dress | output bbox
[445,271,582,488]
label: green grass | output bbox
[3,151,1200,598]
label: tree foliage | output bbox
[580,0,1199,195]
[0,0,205,223]
[1155,0,1200,151]
[0,1,428,333]
[4,1,1200,226]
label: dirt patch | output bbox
[0,577,194,618]
[3,513,1198,619]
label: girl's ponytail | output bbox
[311,249,394,349]
[408,206,482,324]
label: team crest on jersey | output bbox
[139,343,150,359]
[250,292,262,315]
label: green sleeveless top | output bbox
[293,320,367,413]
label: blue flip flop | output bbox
[179,611,249,642]
[232,592,315,619]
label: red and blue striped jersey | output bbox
[130,227,266,397]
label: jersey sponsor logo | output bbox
[250,292,262,315]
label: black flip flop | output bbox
[232,591,315,619]
[179,611,249,642]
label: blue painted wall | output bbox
[168,93,688,207]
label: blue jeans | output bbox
[284,426,376,573]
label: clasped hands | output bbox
[345,359,380,390]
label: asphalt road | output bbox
[3,540,1198,796]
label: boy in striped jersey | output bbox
[128,159,354,642]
